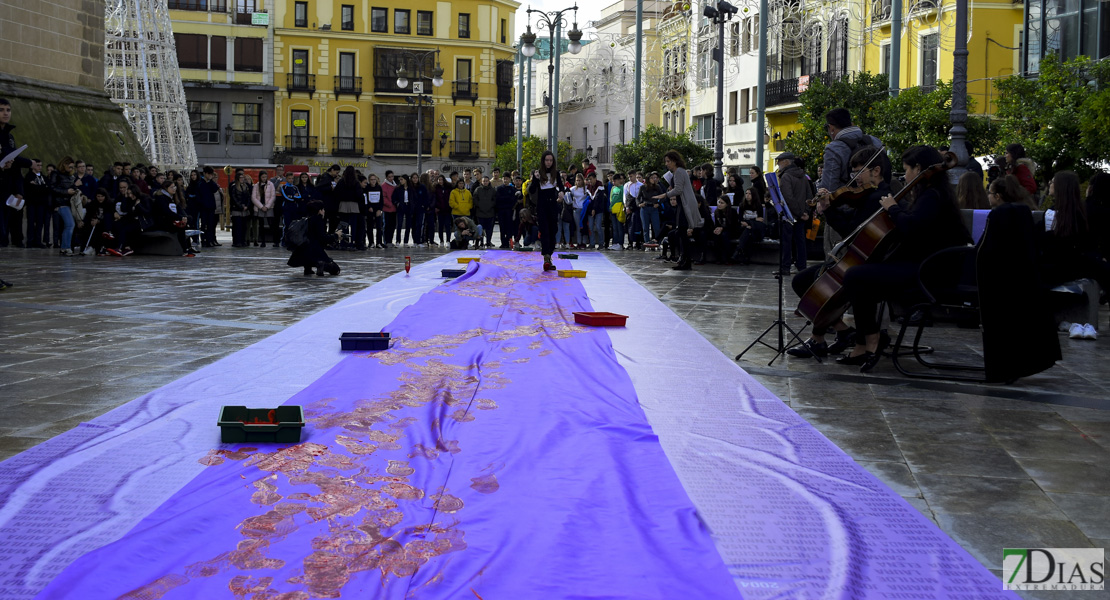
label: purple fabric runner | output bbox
[35,252,741,600]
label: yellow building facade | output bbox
[862,0,1024,115]
[169,0,278,168]
[272,0,519,172]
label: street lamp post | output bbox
[947,0,970,184]
[395,48,444,175]
[704,0,738,182]
[519,4,583,156]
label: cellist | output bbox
[835,145,970,372]
[788,146,889,359]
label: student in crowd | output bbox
[495,174,517,248]
[24,159,51,248]
[517,208,539,248]
[607,172,627,250]
[473,175,497,248]
[1005,143,1037,196]
[381,170,397,247]
[733,188,766,264]
[449,178,473,225]
[251,170,277,248]
[364,173,385,249]
[956,171,990,209]
[49,156,80,256]
[567,173,590,249]
[334,166,363,251]
[433,174,453,247]
[83,187,115,255]
[586,172,607,249]
[228,171,252,247]
[393,174,413,247]
[637,171,664,245]
[710,197,740,264]
[410,172,434,248]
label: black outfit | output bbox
[228,182,252,247]
[23,170,50,247]
[529,174,564,257]
[842,186,970,337]
[410,183,432,245]
[151,190,191,252]
[287,213,339,275]
[791,182,888,335]
[977,202,1060,382]
[1,122,31,247]
[364,184,384,247]
[495,184,517,247]
[710,205,741,263]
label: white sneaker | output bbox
[1069,323,1085,339]
[1082,324,1098,340]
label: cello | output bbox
[796,151,957,331]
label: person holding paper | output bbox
[1,98,31,252]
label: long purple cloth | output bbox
[35,252,741,600]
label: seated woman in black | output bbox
[288,200,341,276]
[835,145,970,372]
[733,188,767,264]
[788,146,889,358]
[709,198,740,264]
[1040,170,1096,288]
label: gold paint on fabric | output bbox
[132,253,596,598]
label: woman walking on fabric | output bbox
[654,150,703,271]
[528,151,565,271]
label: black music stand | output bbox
[735,268,810,366]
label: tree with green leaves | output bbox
[612,125,713,175]
[994,54,1110,180]
[492,136,576,174]
[783,72,888,177]
[870,80,997,159]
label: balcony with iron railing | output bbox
[452,80,478,103]
[497,84,513,105]
[286,73,316,97]
[333,75,362,99]
[766,70,844,106]
[331,137,364,156]
[168,0,228,12]
[660,73,688,99]
[284,135,318,154]
[373,138,433,155]
[871,0,892,23]
[449,141,479,158]
[234,9,266,24]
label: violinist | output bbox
[815,108,886,257]
[788,147,888,358]
[835,145,969,372]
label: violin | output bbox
[810,145,887,208]
[796,151,957,330]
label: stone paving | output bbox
[0,233,1107,599]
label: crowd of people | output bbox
[4,95,1108,360]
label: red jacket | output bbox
[1011,162,1037,195]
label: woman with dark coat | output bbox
[288,200,340,276]
[978,174,1060,382]
[409,171,432,246]
[334,166,362,250]
[836,145,970,373]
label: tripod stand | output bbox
[735,269,810,366]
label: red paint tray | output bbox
[218,405,305,444]
[573,311,628,327]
